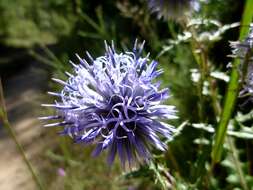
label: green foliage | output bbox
[0,0,76,47]
[2,0,253,190]
[43,145,122,190]
[123,160,173,190]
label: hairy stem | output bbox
[0,79,44,190]
[228,138,249,190]
[211,0,253,164]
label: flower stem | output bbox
[0,78,44,190]
[181,16,206,121]
[211,0,253,164]
[228,137,249,190]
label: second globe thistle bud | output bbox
[147,0,198,21]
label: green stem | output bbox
[0,79,44,190]
[227,137,249,190]
[190,42,205,120]
[182,16,206,121]
[211,0,253,164]
[211,61,240,164]
[212,51,253,164]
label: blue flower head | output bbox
[41,40,177,168]
[148,0,199,20]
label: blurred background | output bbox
[0,0,248,189]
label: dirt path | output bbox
[0,65,48,190]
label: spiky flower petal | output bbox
[42,40,177,167]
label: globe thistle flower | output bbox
[41,40,177,168]
[230,24,253,95]
[147,0,198,20]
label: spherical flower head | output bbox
[41,40,177,168]
[147,0,198,21]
